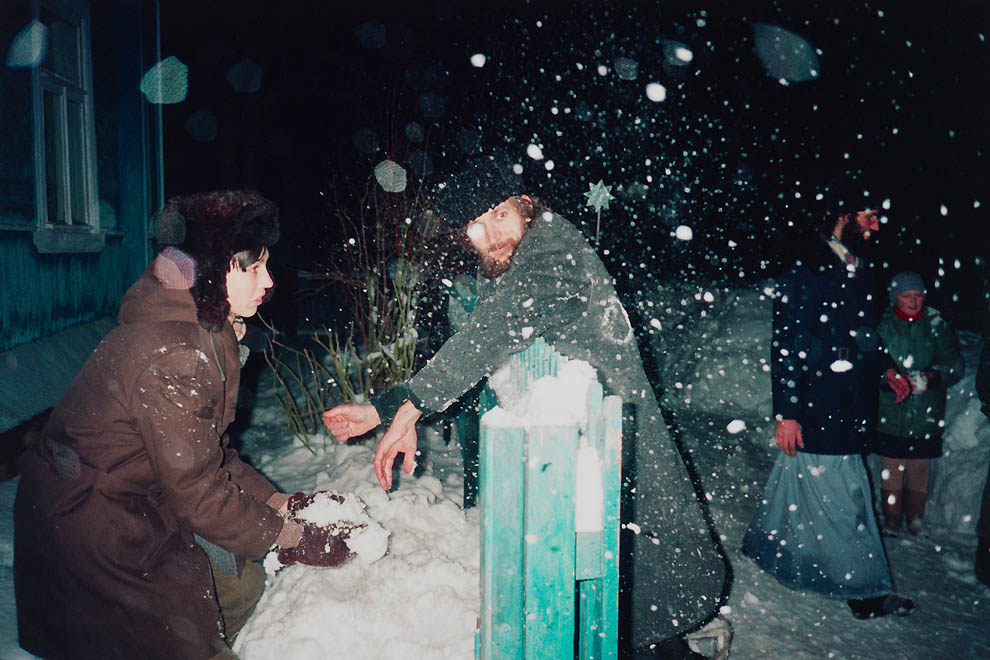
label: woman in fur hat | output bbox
[14,190,345,660]
[875,271,964,536]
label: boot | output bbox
[848,595,915,619]
[904,489,927,536]
[976,536,990,587]
[881,489,902,535]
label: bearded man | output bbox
[323,152,727,659]
[742,179,916,620]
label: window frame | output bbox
[30,0,103,253]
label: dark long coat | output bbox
[771,237,884,455]
[14,264,284,660]
[383,213,727,647]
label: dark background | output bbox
[154,0,990,330]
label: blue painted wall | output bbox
[0,0,160,353]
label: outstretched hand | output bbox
[373,400,423,490]
[323,404,381,442]
[775,419,804,457]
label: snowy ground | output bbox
[1,282,989,660]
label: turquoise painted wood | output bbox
[477,338,621,660]
[524,425,577,658]
[579,394,622,660]
[479,424,525,656]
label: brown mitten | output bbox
[277,491,365,568]
[286,490,345,516]
[277,522,353,567]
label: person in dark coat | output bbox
[874,272,963,536]
[14,191,344,660]
[742,181,916,620]
[323,152,728,660]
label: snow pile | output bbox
[263,490,389,575]
[927,330,990,532]
[233,437,479,660]
[486,357,599,430]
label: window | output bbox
[31,0,102,253]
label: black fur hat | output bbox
[822,176,869,220]
[432,149,525,228]
[156,190,279,331]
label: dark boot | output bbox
[881,489,902,535]
[621,637,707,660]
[976,536,990,587]
[847,594,915,619]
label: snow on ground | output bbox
[2,282,989,660]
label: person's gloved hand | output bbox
[276,491,365,568]
[277,522,352,567]
[285,490,345,517]
[884,368,911,403]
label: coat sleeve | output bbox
[978,331,990,414]
[402,232,589,415]
[771,265,813,421]
[930,314,964,390]
[219,433,278,503]
[133,348,283,560]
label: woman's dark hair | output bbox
[156,190,279,331]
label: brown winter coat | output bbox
[14,264,284,660]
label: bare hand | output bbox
[322,404,381,442]
[775,419,804,457]
[373,400,422,490]
[884,368,910,403]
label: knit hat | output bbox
[888,271,926,306]
[155,190,279,331]
[822,176,870,219]
[431,149,524,228]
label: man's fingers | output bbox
[374,438,397,490]
[402,446,416,475]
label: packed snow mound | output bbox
[486,357,600,430]
[237,437,479,660]
[927,330,989,532]
[263,490,389,575]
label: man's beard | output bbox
[839,218,873,257]
[479,242,517,279]
[476,222,530,279]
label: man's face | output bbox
[466,198,531,279]
[840,208,880,253]
[854,209,880,239]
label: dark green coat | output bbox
[875,305,963,458]
[386,213,726,647]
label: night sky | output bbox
[157,0,989,329]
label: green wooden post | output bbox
[479,422,526,658]
[477,338,620,660]
[599,395,623,659]
[523,425,578,659]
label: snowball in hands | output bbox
[265,490,389,574]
